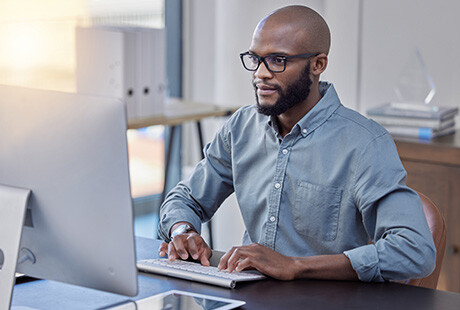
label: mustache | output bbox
[252,81,281,91]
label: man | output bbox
[158,5,436,282]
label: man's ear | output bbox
[311,53,328,76]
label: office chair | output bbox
[402,191,447,289]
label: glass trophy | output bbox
[393,48,437,112]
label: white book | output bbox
[370,115,455,130]
[385,124,456,139]
[367,102,458,120]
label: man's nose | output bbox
[254,61,274,79]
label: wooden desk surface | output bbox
[394,129,460,166]
[127,102,240,129]
[12,237,460,310]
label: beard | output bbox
[255,61,312,116]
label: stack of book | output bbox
[367,103,458,139]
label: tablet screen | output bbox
[135,290,245,310]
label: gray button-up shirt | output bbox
[159,82,436,282]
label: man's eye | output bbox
[248,55,258,62]
[267,56,284,65]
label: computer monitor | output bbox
[0,85,138,308]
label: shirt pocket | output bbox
[294,180,343,241]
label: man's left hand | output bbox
[217,243,297,280]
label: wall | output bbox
[360,1,460,112]
[322,0,361,110]
[182,0,460,251]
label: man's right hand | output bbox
[158,225,212,266]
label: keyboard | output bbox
[137,258,266,288]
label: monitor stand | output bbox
[0,185,31,310]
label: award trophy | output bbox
[392,48,437,112]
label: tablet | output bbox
[135,290,246,310]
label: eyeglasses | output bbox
[240,52,320,73]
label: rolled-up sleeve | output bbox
[158,116,235,242]
[344,133,436,282]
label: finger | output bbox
[227,249,244,273]
[218,248,235,270]
[158,242,169,257]
[167,242,178,261]
[187,234,212,264]
[227,248,245,273]
[187,237,199,260]
[199,246,211,266]
[200,253,210,266]
[171,236,189,260]
[235,257,254,273]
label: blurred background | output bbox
[2,0,459,291]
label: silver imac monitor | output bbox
[0,85,138,308]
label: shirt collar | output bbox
[267,82,342,138]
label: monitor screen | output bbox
[0,85,138,297]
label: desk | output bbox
[11,237,460,310]
[394,130,460,293]
[127,101,238,129]
[128,101,239,248]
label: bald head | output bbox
[254,5,331,55]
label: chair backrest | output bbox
[403,192,447,289]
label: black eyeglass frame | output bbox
[239,52,320,73]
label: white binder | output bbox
[75,26,165,121]
[138,27,165,118]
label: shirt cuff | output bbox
[343,244,385,282]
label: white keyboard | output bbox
[137,258,265,288]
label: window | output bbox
[0,0,171,238]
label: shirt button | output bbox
[270,216,276,222]
[274,183,281,189]
[282,149,288,155]
[302,129,307,134]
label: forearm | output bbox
[158,188,204,242]
[292,254,359,281]
[159,167,234,242]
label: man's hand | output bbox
[158,232,212,266]
[217,243,297,280]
